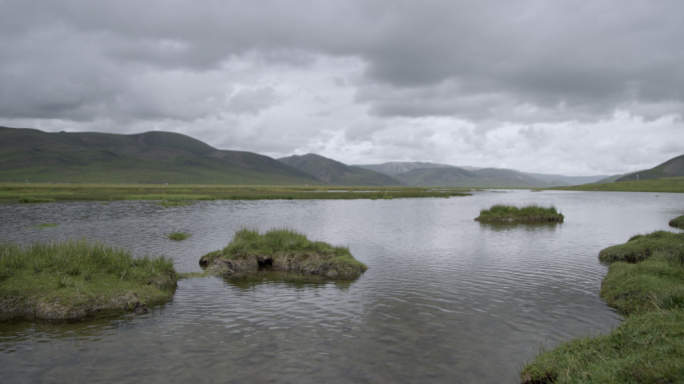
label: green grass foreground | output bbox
[475,204,564,222]
[199,228,368,279]
[0,183,470,202]
[551,176,684,193]
[520,230,684,383]
[0,240,177,320]
[670,215,684,229]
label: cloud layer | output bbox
[1,0,682,175]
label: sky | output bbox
[1,0,683,176]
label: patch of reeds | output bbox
[200,228,368,279]
[475,204,564,222]
[0,239,176,320]
[168,232,190,241]
[31,223,59,229]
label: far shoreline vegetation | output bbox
[475,204,564,222]
[520,227,684,383]
[0,240,177,321]
[199,228,368,280]
[0,183,470,202]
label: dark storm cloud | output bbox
[1,0,683,124]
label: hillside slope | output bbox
[616,154,684,182]
[394,167,561,188]
[278,154,403,186]
[0,126,323,185]
[354,161,455,175]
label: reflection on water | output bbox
[1,190,682,383]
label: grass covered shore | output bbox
[550,176,684,193]
[0,240,177,321]
[475,204,564,222]
[670,215,684,229]
[520,229,684,383]
[0,183,469,202]
[200,228,368,279]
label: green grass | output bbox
[474,204,564,222]
[598,230,684,263]
[551,176,684,193]
[18,196,54,203]
[521,230,684,383]
[0,239,177,320]
[0,183,470,202]
[31,223,58,229]
[168,232,190,241]
[199,228,368,279]
[670,215,684,229]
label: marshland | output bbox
[0,189,682,382]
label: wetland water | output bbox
[1,190,682,383]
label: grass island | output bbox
[670,214,684,229]
[199,228,368,279]
[521,229,684,383]
[0,240,177,321]
[475,204,564,222]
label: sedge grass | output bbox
[200,228,368,279]
[168,232,190,241]
[475,204,564,222]
[670,214,684,229]
[31,223,59,229]
[0,239,177,320]
[521,230,684,383]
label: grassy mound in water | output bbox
[199,228,368,279]
[520,230,684,383]
[598,230,684,263]
[0,240,177,321]
[474,204,564,222]
[670,214,684,229]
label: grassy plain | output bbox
[0,183,469,202]
[550,176,684,193]
[521,229,684,383]
[475,204,564,222]
[0,240,177,320]
[200,228,368,279]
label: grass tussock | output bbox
[168,232,190,241]
[598,230,684,263]
[199,228,368,279]
[475,204,564,222]
[0,239,177,320]
[18,196,54,203]
[521,229,684,383]
[31,223,59,229]
[670,214,684,229]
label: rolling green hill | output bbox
[277,154,403,186]
[393,167,562,188]
[0,126,323,185]
[615,154,684,182]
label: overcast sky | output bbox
[1,0,683,175]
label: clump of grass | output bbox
[0,239,177,320]
[598,230,684,263]
[521,230,684,383]
[159,201,190,207]
[18,196,54,203]
[168,232,190,241]
[199,228,368,279]
[474,204,564,222]
[31,223,59,229]
[670,214,684,229]
[521,309,684,383]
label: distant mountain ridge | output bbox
[277,154,402,186]
[0,126,323,185]
[354,162,456,175]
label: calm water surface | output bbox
[1,190,682,383]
